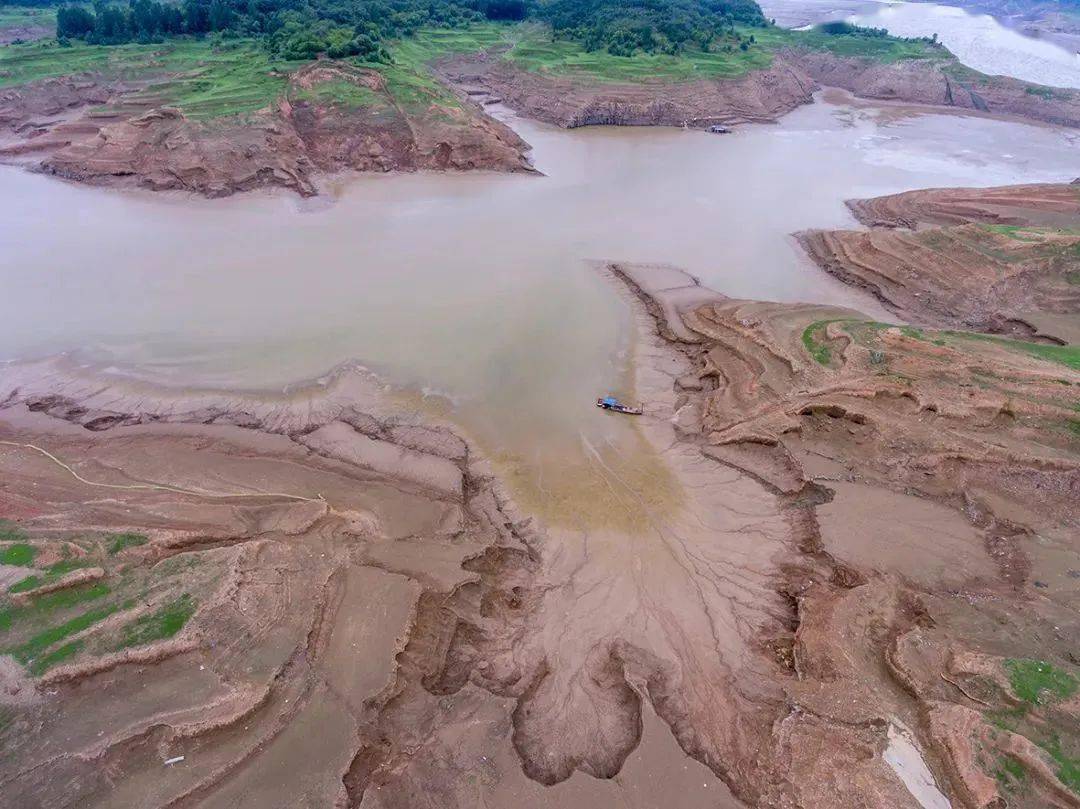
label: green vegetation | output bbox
[1005,658,1079,705]
[0,38,295,117]
[9,558,93,593]
[28,639,83,674]
[802,320,835,366]
[293,77,383,107]
[7,602,119,673]
[0,521,26,542]
[986,676,1080,796]
[107,532,147,555]
[0,0,957,126]
[25,0,947,76]
[757,22,946,64]
[0,543,36,567]
[0,527,216,678]
[115,593,195,649]
[948,332,1080,372]
[1042,734,1080,794]
[538,0,766,56]
[0,580,111,631]
[1025,84,1060,101]
[0,4,55,34]
[505,25,772,81]
[994,755,1026,792]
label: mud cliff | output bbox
[797,183,1080,343]
[436,52,819,129]
[0,61,531,198]
[794,50,1080,129]
[438,48,1080,132]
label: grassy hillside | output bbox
[0,16,955,121]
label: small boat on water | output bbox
[596,396,643,415]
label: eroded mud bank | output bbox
[0,60,531,198]
[436,48,1080,132]
[797,182,1080,343]
[1,258,1076,807]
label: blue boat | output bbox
[596,396,643,415]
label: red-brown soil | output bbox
[797,183,1080,342]
[1,259,1076,807]
[0,61,531,197]
[435,51,818,128]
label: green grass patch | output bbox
[507,30,772,82]
[994,755,1026,791]
[7,602,118,672]
[116,593,195,649]
[755,24,949,64]
[802,320,835,366]
[28,639,82,675]
[391,24,516,67]
[394,22,943,87]
[8,575,40,594]
[107,532,147,555]
[0,521,26,542]
[1025,84,1060,101]
[0,5,55,35]
[1005,658,1079,705]
[0,543,35,567]
[948,332,1080,372]
[8,558,93,593]
[0,581,110,632]
[293,78,385,108]
[1041,735,1080,794]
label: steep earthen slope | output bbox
[437,47,1080,131]
[0,61,531,197]
[797,183,1080,342]
[794,51,1080,128]
[436,51,819,128]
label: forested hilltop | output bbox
[42,0,772,60]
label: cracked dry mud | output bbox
[0,257,1078,808]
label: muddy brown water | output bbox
[1,93,1078,518]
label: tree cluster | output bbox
[53,0,772,60]
[814,20,942,46]
[538,0,768,56]
[55,0,531,52]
